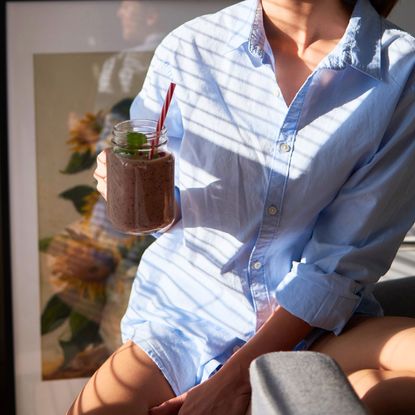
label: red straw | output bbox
[150,82,176,159]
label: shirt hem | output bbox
[128,337,181,396]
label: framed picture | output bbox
[3,1,236,414]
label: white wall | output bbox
[389,0,415,35]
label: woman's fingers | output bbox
[94,150,108,200]
[149,393,186,415]
[95,150,107,176]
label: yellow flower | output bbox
[47,230,119,302]
[67,111,105,153]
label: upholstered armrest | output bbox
[249,351,367,415]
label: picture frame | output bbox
[1,1,16,414]
[3,1,236,414]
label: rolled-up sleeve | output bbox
[276,77,415,335]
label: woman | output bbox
[69,0,415,414]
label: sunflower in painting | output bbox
[67,111,106,153]
[47,227,119,303]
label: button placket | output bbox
[250,76,311,326]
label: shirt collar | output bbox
[224,0,382,80]
[322,0,383,80]
[222,0,262,55]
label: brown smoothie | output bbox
[106,149,175,234]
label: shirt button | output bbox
[279,143,291,153]
[252,261,262,270]
[267,205,278,216]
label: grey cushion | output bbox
[249,351,367,415]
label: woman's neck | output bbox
[261,0,351,55]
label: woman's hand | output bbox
[93,150,107,200]
[149,362,251,415]
[149,306,311,415]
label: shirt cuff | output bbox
[276,261,363,335]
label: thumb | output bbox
[149,393,187,415]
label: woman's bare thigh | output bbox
[309,316,415,375]
[67,340,175,415]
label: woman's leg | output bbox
[67,340,175,415]
[309,316,415,414]
[309,316,415,373]
[348,369,415,415]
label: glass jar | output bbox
[106,119,175,234]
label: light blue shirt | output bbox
[121,0,415,395]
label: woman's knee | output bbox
[67,341,175,415]
[378,323,415,372]
[310,316,415,373]
[347,368,415,415]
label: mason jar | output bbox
[106,119,175,234]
